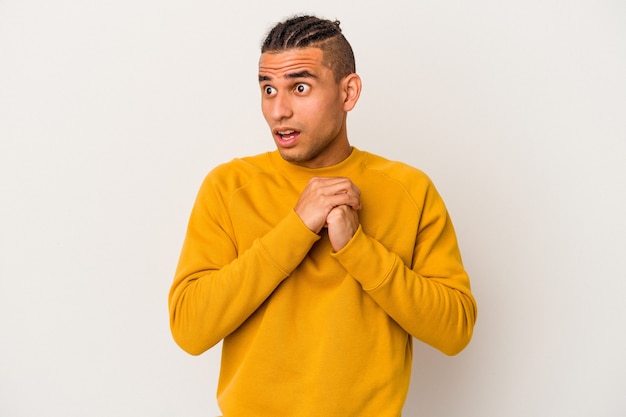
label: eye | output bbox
[264,86,277,96]
[295,83,310,94]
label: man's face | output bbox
[259,47,351,169]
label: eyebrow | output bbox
[258,70,318,83]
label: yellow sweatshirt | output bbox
[169,148,477,417]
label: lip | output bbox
[273,127,301,147]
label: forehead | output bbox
[258,47,329,77]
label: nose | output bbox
[267,92,293,121]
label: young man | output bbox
[169,15,477,417]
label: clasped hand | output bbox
[294,176,361,252]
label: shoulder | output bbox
[210,152,273,177]
[356,150,447,214]
[357,150,434,191]
[202,152,275,191]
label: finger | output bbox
[327,193,361,211]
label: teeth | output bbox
[278,130,295,135]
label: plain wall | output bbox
[1,0,624,416]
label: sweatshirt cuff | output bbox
[258,210,321,274]
[331,226,397,291]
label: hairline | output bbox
[261,42,349,83]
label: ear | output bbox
[342,73,362,112]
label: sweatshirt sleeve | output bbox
[168,174,320,355]
[331,179,477,356]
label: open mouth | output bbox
[277,129,299,141]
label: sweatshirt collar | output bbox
[270,147,364,181]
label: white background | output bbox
[1,0,625,416]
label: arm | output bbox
[330,181,477,356]
[168,176,320,355]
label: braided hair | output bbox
[261,15,356,82]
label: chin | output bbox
[278,150,303,164]
[276,144,326,167]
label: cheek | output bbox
[260,102,272,123]
[308,97,340,122]
[319,100,344,125]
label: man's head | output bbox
[261,15,355,83]
[258,16,361,168]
